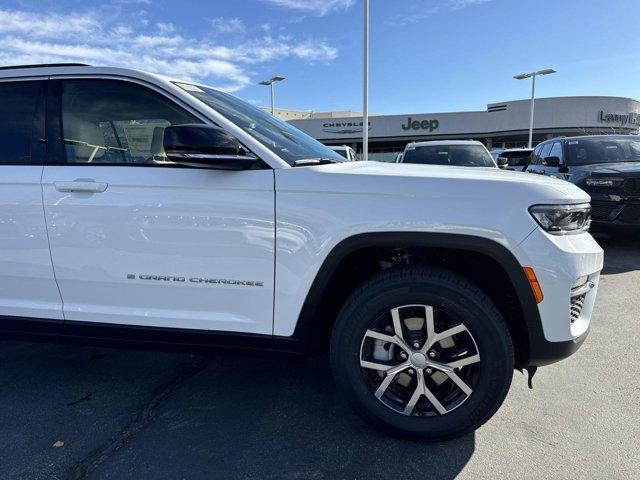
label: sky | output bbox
[1,0,639,114]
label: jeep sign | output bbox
[401,117,440,132]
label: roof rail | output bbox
[0,63,90,71]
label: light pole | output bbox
[513,68,556,148]
[259,76,285,115]
[362,0,369,162]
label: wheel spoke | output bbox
[390,307,406,342]
[424,305,435,340]
[446,370,473,396]
[403,370,424,415]
[423,384,448,415]
[447,353,481,370]
[360,360,395,372]
[364,329,409,352]
[374,363,409,399]
[422,323,468,352]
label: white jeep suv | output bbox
[0,64,602,441]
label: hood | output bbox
[278,161,590,208]
[572,162,640,175]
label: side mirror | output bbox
[162,124,257,170]
[496,156,509,169]
[543,156,561,167]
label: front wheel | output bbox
[330,265,514,441]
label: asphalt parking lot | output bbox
[1,235,639,480]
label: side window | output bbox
[549,141,564,162]
[0,81,43,164]
[539,143,553,161]
[530,145,542,165]
[60,80,201,165]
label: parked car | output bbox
[495,148,534,171]
[0,64,602,441]
[527,135,640,231]
[399,140,497,168]
[328,144,358,161]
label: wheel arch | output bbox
[293,232,544,367]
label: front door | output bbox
[0,79,63,321]
[41,78,275,334]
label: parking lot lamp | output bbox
[259,76,286,116]
[514,68,556,148]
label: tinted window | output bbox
[539,143,553,160]
[549,142,563,161]
[61,80,200,165]
[333,148,349,159]
[566,137,640,166]
[501,150,533,167]
[530,145,543,165]
[402,144,495,167]
[0,81,42,164]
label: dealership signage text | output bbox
[598,110,640,126]
[401,117,440,132]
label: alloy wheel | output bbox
[359,304,481,416]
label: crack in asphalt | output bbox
[71,355,214,480]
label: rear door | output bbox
[41,78,275,334]
[0,79,63,321]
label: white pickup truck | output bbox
[0,64,603,440]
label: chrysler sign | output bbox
[322,117,440,135]
[322,121,370,134]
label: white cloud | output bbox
[260,0,354,16]
[448,0,491,9]
[0,8,339,92]
[390,0,493,24]
[209,17,246,35]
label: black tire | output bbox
[330,265,514,441]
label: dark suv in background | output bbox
[526,135,640,231]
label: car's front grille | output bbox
[624,178,640,196]
[570,294,586,324]
[618,204,640,223]
[591,202,621,220]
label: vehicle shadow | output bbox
[111,353,476,480]
[0,343,475,480]
[595,233,640,274]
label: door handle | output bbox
[54,180,108,193]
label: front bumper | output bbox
[512,229,604,366]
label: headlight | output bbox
[585,177,624,187]
[529,203,591,235]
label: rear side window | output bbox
[0,81,43,164]
[60,80,201,165]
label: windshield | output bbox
[566,137,640,165]
[501,150,533,167]
[402,144,495,167]
[332,148,349,159]
[175,83,345,165]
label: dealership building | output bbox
[287,96,640,162]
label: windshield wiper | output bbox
[293,157,340,167]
